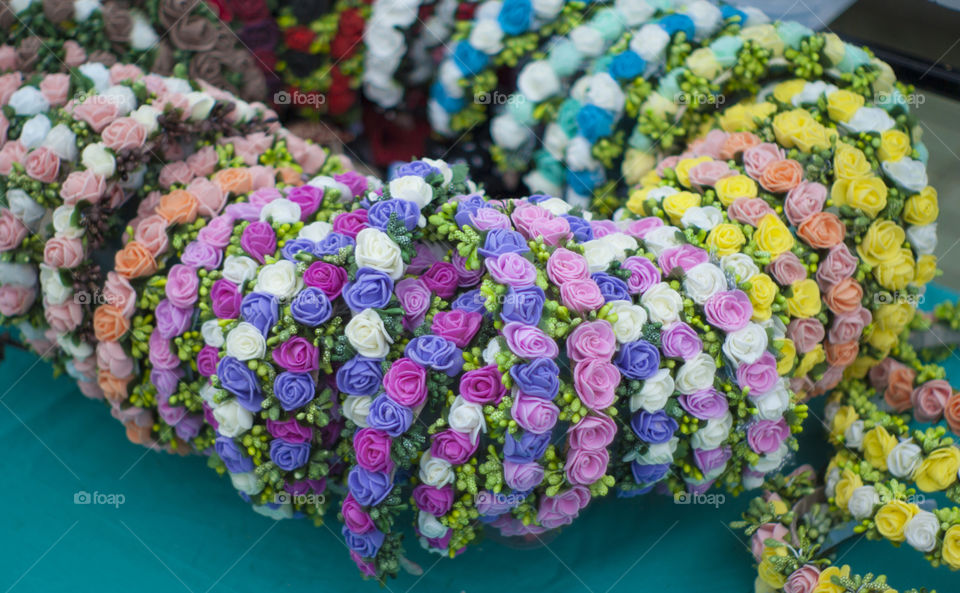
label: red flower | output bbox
[330,9,365,59]
[229,0,269,22]
[326,67,356,115]
[205,0,233,22]
[363,108,430,166]
[456,1,477,21]
[284,26,316,53]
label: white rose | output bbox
[843,107,895,134]
[524,171,562,199]
[565,136,602,172]
[0,262,37,287]
[372,0,418,27]
[307,175,352,202]
[630,23,670,63]
[388,175,433,209]
[564,187,592,210]
[57,334,93,359]
[675,352,717,394]
[422,158,453,186]
[882,158,928,193]
[680,205,722,230]
[222,255,259,285]
[418,511,449,539]
[887,440,922,478]
[9,87,49,116]
[629,368,674,412]
[448,395,486,442]
[428,99,452,135]
[823,400,841,427]
[20,114,51,149]
[906,223,937,255]
[364,25,405,61]
[345,308,393,358]
[8,189,46,231]
[40,264,71,305]
[355,228,404,280]
[259,198,302,225]
[570,25,605,57]
[130,12,160,50]
[81,142,116,177]
[213,400,254,437]
[341,395,373,428]
[41,123,78,161]
[253,503,293,521]
[475,0,502,20]
[186,92,215,121]
[751,443,788,472]
[517,61,560,102]
[904,510,940,552]
[254,260,301,301]
[686,0,722,39]
[614,0,654,26]
[363,72,404,109]
[641,282,684,325]
[792,81,838,106]
[642,225,682,256]
[78,63,111,93]
[586,73,625,112]
[543,122,570,160]
[690,411,732,450]
[647,186,678,203]
[844,419,865,448]
[52,205,83,239]
[199,383,223,405]
[721,253,760,282]
[131,105,160,135]
[201,320,225,348]
[532,0,563,18]
[581,239,616,273]
[482,338,501,365]
[684,263,727,305]
[418,451,454,487]
[298,221,333,242]
[490,114,533,151]
[101,85,136,115]
[73,0,100,21]
[469,19,504,54]
[637,436,678,465]
[568,75,591,103]
[754,382,790,420]
[537,197,572,216]
[742,473,765,490]
[847,485,880,520]
[741,7,769,26]
[229,471,263,495]
[162,77,191,96]
[606,300,647,343]
[722,323,768,366]
[225,322,267,361]
[439,60,464,98]
[825,466,840,498]
[599,232,637,258]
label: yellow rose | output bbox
[751,102,778,122]
[942,525,960,569]
[756,214,795,257]
[872,58,897,94]
[834,468,863,511]
[827,90,865,122]
[862,426,897,471]
[786,279,821,318]
[867,329,898,355]
[773,110,819,150]
[834,177,888,218]
[773,79,807,104]
[814,565,850,593]
[706,223,747,257]
[675,156,712,188]
[757,558,786,589]
[643,92,678,118]
[622,149,657,187]
[715,174,758,206]
[878,129,911,162]
[748,273,778,314]
[793,123,831,152]
[686,47,721,78]
[874,303,914,332]
[776,338,796,376]
[830,407,859,441]
[903,186,939,226]
[874,248,915,291]
[770,498,788,516]
[914,446,960,492]
[742,25,785,56]
[833,143,872,181]
[914,254,937,286]
[662,191,701,225]
[857,220,905,266]
[626,187,652,215]
[823,33,846,65]
[845,356,877,380]
[875,501,920,542]
[719,103,759,132]
[641,169,661,187]
[795,344,825,378]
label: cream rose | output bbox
[201,319,225,348]
[721,253,760,282]
[214,400,254,437]
[345,308,393,358]
[675,352,717,394]
[448,395,486,442]
[642,225,682,256]
[355,228,405,279]
[81,142,116,177]
[629,368,674,412]
[341,395,372,428]
[259,198,302,225]
[641,282,684,325]
[606,300,647,343]
[298,221,333,242]
[722,323,768,366]
[8,189,47,231]
[684,262,727,305]
[225,322,267,361]
[254,260,301,301]
[419,451,455,487]
[904,510,940,552]
[847,485,880,520]
[222,255,259,285]
[755,382,790,420]
[887,440,922,478]
[418,510,449,538]
[690,412,732,449]
[229,471,263,495]
[388,175,433,208]
[629,23,670,63]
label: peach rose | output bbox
[885,363,917,412]
[824,277,863,314]
[825,340,859,367]
[784,181,827,226]
[102,117,148,151]
[728,197,776,226]
[249,165,276,189]
[743,143,784,179]
[43,236,85,269]
[39,73,70,106]
[103,271,136,317]
[186,145,218,177]
[114,241,157,279]
[93,304,131,341]
[24,147,60,183]
[98,369,132,404]
[0,284,35,316]
[109,63,143,84]
[77,380,104,400]
[44,301,83,333]
[97,340,135,378]
[766,251,807,286]
[186,177,225,218]
[213,167,254,194]
[911,379,951,423]
[798,211,844,249]
[759,159,803,193]
[132,214,170,257]
[719,131,760,160]
[158,161,194,188]
[277,166,303,186]
[63,40,86,66]
[945,392,960,434]
[155,189,199,224]
[125,419,154,444]
[0,140,26,175]
[74,97,120,132]
[787,318,825,353]
[0,208,28,251]
[60,170,107,205]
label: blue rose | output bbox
[617,484,655,498]
[343,268,394,312]
[630,410,678,444]
[273,371,316,411]
[336,356,383,396]
[454,194,490,228]
[453,41,489,76]
[342,525,385,558]
[497,0,532,35]
[576,104,614,143]
[563,215,593,242]
[534,150,564,185]
[477,229,529,258]
[281,238,317,262]
[609,50,645,80]
[720,5,747,23]
[591,272,630,302]
[509,358,560,399]
[527,194,551,204]
[291,287,332,327]
[658,14,695,39]
[241,291,278,336]
[503,430,551,463]
[313,232,355,257]
[347,466,393,507]
[501,286,545,325]
[217,356,264,412]
[368,198,420,231]
[631,461,671,484]
[270,439,311,471]
[431,81,467,114]
[366,393,414,437]
[395,160,439,179]
[557,99,583,137]
[405,335,463,376]
[615,340,661,380]
[215,436,253,473]
[567,168,604,195]
[452,289,488,314]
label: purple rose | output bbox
[747,418,790,454]
[211,279,242,319]
[501,286,545,326]
[336,356,383,396]
[241,292,278,336]
[272,337,319,373]
[631,461,670,484]
[477,229,529,258]
[614,340,660,380]
[509,358,559,399]
[404,335,463,376]
[452,289,487,314]
[454,193,489,228]
[590,220,617,237]
[174,414,202,440]
[313,232,355,256]
[155,299,193,339]
[630,410,678,444]
[285,185,324,220]
[693,446,732,473]
[396,277,431,329]
[334,171,368,196]
[270,439,311,471]
[281,238,317,261]
[430,428,478,464]
[660,322,703,360]
[678,388,728,420]
[591,272,630,302]
[452,253,484,286]
[459,365,506,405]
[197,214,234,248]
[353,427,394,473]
[563,214,593,242]
[621,256,661,295]
[216,436,254,473]
[368,198,420,231]
[273,371,316,411]
[240,221,276,263]
[407,244,438,275]
[217,356,264,412]
[737,352,779,396]
[342,525,385,558]
[395,160,439,178]
[502,323,559,359]
[225,202,260,221]
[344,268,394,312]
[149,332,180,370]
[485,252,537,287]
[248,188,281,207]
[704,290,753,332]
[291,287,333,326]
[422,262,460,299]
[503,460,545,491]
[658,244,708,274]
[503,430,550,463]
[266,418,313,443]
[366,393,413,437]
[469,208,511,231]
[180,241,222,270]
[347,466,393,506]
[197,345,219,376]
[413,484,454,516]
[511,392,559,434]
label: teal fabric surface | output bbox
[2,286,959,593]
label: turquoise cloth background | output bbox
[2,286,959,593]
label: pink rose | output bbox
[73,96,120,132]
[546,247,589,285]
[560,279,605,314]
[784,181,827,226]
[751,522,789,561]
[784,565,820,593]
[787,318,825,354]
[133,215,170,257]
[60,170,107,205]
[96,340,134,378]
[102,117,148,151]
[816,244,858,291]
[747,418,790,456]
[766,251,807,286]
[43,236,84,268]
[659,244,708,273]
[432,310,482,347]
[911,379,952,423]
[137,190,163,217]
[537,485,590,529]
[689,129,729,158]
[0,112,7,145]
[353,428,395,472]
[103,271,136,317]
[566,320,616,363]
[0,46,15,70]
[485,252,537,287]
[165,264,199,308]
[567,414,616,450]
[828,307,871,344]
[573,359,620,410]
[109,64,143,84]
[527,216,571,246]
[656,156,680,176]
[0,140,26,175]
[728,197,775,226]
[44,301,83,333]
[743,143,785,179]
[564,448,609,485]
[430,428,478,465]
[0,72,22,105]
[158,161,194,188]
[511,392,559,434]
[248,165,276,189]
[196,214,234,249]
[590,220,618,239]
[621,256,661,294]
[39,74,70,106]
[511,204,553,238]
[470,208,511,231]
[186,146,218,178]
[503,460,545,491]
[24,147,60,183]
[502,322,559,359]
[0,284,35,316]
[624,216,664,239]
[810,365,845,397]
[688,160,734,187]
[868,357,898,390]
[0,208,28,251]
[188,178,227,218]
[63,41,86,67]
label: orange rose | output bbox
[125,420,154,445]
[825,340,859,366]
[759,159,803,193]
[98,369,131,404]
[277,166,303,186]
[824,277,863,314]
[885,365,917,412]
[945,392,960,434]
[719,132,760,160]
[797,212,845,249]
[93,304,131,341]
[155,189,199,224]
[213,167,254,194]
[114,241,158,279]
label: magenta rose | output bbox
[816,244,858,291]
[737,352,779,395]
[546,247,589,285]
[211,278,242,319]
[430,428,477,464]
[911,379,951,422]
[620,256,661,294]
[560,279,605,314]
[304,261,348,300]
[502,323,559,359]
[413,484,454,517]
[661,322,703,360]
[286,185,324,220]
[703,290,752,332]
[787,318,825,354]
[459,365,505,405]
[353,427,395,472]
[342,494,374,533]
[272,337,319,372]
[567,414,616,450]
[511,392,560,434]
[566,320,616,362]
[423,261,460,298]
[383,357,428,408]
[573,359,620,410]
[485,252,537,288]
[784,181,827,226]
[432,310,482,347]
[240,221,277,263]
[333,209,369,239]
[197,214,234,248]
[743,143,785,179]
[503,459,545,491]
[267,418,313,443]
[766,252,807,286]
[746,418,790,455]
[659,244,709,274]
[728,197,776,226]
[197,345,220,376]
[624,216,664,239]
